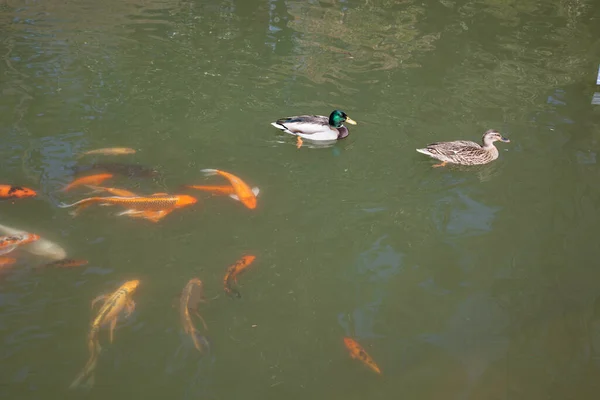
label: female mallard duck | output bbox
[416,130,510,167]
[270,110,357,148]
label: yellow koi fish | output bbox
[180,278,209,353]
[70,280,140,389]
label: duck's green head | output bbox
[329,110,357,128]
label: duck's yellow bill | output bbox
[345,117,357,125]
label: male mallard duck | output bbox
[416,129,510,167]
[270,110,357,148]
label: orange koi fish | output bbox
[58,194,198,219]
[70,280,139,389]
[180,278,209,353]
[85,185,137,197]
[200,169,259,209]
[184,185,235,196]
[63,173,113,192]
[223,255,256,298]
[121,209,173,223]
[0,257,17,268]
[45,259,89,268]
[0,233,40,256]
[0,185,37,199]
[78,147,136,158]
[343,337,381,374]
[84,187,172,222]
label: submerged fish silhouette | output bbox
[73,163,160,178]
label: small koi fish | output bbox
[0,185,36,199]
[58,194,197,218]
[78,147,136,158]
[63,173,113,192]
[0,233,40,256]
[70,280,140,389]
[223,255,256,298]
[200,169,259,209]
[343,337,381,374]
[180,278,209,353]
[45,259,89,268]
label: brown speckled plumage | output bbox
[416,130,510,166]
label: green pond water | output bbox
[2,0,600,398]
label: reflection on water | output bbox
[432,188,500,238]
[270,0,440,90]
[339,235,402,340]
[420,292,508,392]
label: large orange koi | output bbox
[58,194,197,219]
[83,187,175,222]
[199,169,259,209]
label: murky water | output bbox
[2,0,600,398]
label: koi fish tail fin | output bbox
[57,197,98,209]
[69,346,99,389]
[58,198,99,216]
[70,204,94,217]
[200,169,218,176]
[69,369,87,389]
[87,333,101,353]
[68,359,98,389]
[224,284,242,299]
[192,332,211,354]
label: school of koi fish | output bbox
[0,147,381,390]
